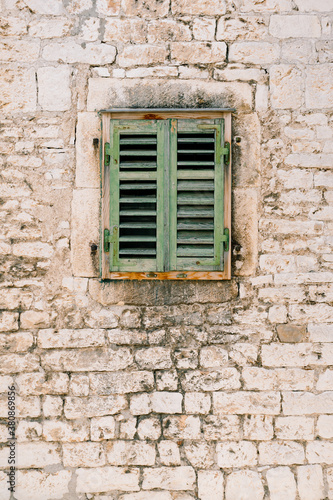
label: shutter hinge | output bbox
[104,142,111,166]
[222,142,230,165]
[221,228,229,252]
[104,226,118,253]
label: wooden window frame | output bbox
[101,109,233,280]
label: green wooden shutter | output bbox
[106,117,227,274]
[169,118,226,271]
[108,120,165,272]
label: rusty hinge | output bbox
[221,228,229,252]
[221,142,230,165]
[104,142,111,166]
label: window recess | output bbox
[101,109,233,280]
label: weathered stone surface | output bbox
[305,64,333,109]
[0,40,40,62]
[259,441,305,465]
[105,19,147,42]
[90,371,154,394]
[43,420,89,442]
[171,42,227,65]
[225,470,264,500]
[16,372,69,395]
[269,15,321,38]
[266,467,297,500]
[230,42,279,64]
[75,112,100,189]
[43,42,116,65]
[275,416,314,440]
[172,0,226,15]
[163,416,201,439]
[233,188,258,275]
[118,45,167,67]
[198,470,224,500]
[213,391,281,415]
[76,467,140,493]
[64,396,127,419]
[122,0,169,17]
[38,329,105,348]
[182,369,240,392]
[106,441,155,465]
[277,324,306,342]
[15,471,71,500]
[37,67,71,112]
[217,441,257,467]
[28,18,73,38]
[96,0,120,15]
[71,188,99,277]
[87,78,252,112]
[270,65,303,109]
[91,416,116,441]
[42,348,132,372]
[63,442,105,467]
[142,467,196,490]
[297,465,325,500]
[0,68,36,113]
[283,391,333,415]
[0,442,61,468]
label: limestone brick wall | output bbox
[0,0,333,498]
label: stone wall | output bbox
[0,0,333,498]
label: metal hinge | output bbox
[221,228,229,252]
[222,142,230,165]
[104,226,118,253]
[104,142,111,166]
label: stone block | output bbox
[306,65,333,109]
[163,416,201,439]
[151,392,182,414]
[142,467,196,490]
[225,471,264,500]
[90,371,154,394]
[16,372,69,396]
[230,42,279,64]
[317,415,333,438]
[198,470,224,500]
[0,16,27,36]
[200,346,228,368]
[15,471,71,500]
[43,420,89,442]
[0,353,39,374]
[43,42,116,65]
[25,0,64,14]
[76,467,140,493]
[71,188,99,277]
[193,18,216,40]
[277,324,306,342]
[172,0,226,15]
[282,391,333,415]
[185,393,211,414]
[261,344,318,367]
[317,370,333,390]
[297,465,325,500]
[294,0,333,12]
[105,19,146,43]
[118,45,167,67]
[269,15,321,38]
[76,112,100,188]
[232,188,258,276]
[242,367,314,391]
[275,416,314,440]
[217,441,257,467]
[306,442,333,464]
[203,415,240,441]
[64,396,127,419]
[137,417,161,440]
[38,329,105,348]
[148,20,191,43]
[243,415,273,441]
[0,40,40,62]
[87,78,253,113]
[106,441,155,466]
[28,18,73,38]
[266,467,297,500]
[0,67,36,114]
[259,441,305,465]
[42,348,132,372]
[91,416,116,441]
[16,421,42,442]
[135,347,172,369]
[122,0,169,17]
[158,441,180,466]
[96,0,120,15]
[181,369,240,391]
[0,442,61,469]
[213,391,281,415]
[37,67,71,112]
[270,65,303,109]
[0,312,19,332]
[70,374,89,396]
[63,442,105,467]
[171,42,227,64]
[185,442,215,468]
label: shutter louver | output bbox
[109,120,164,272]
[170,119,225,271]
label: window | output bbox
[101,109,232,280]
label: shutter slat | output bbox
[120,162,157,169]
[178,138,214,143]
[177,207,214,217]
[120,183,157,190]
[177,221,214,230]
[119,249,157,255]
[120,138,157,145]
[120,197,157,203]
[120,210,157,216]
[120,222,156,228]
[177,161,215,166]
[177,171,214,179]
[177,180,214,191]
[119,236,156,242]
[177,246,214,257]
[121,150,157,156]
